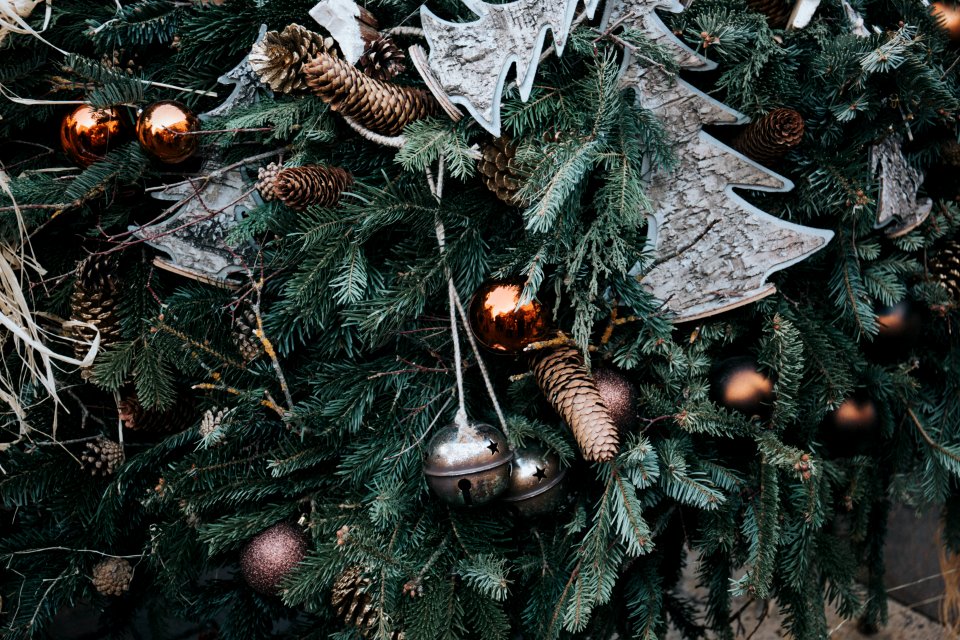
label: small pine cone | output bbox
[256,162,282,202]
[357,35,407,82]
[479,137,525,205]
[233,305,263,361]
[101,49,141,76]
[304,51,438,137]
[942,139,960,168]
[733,108,805,166]
[931,239,960,302]
[531,346,620,463]
[81,437,125,476]
[746,0,795,28]
[249,24,335,94]
[273,165,354,210]
[70,255,122,365]
[118,392,194,433]
[200,407,230,439]
[332,567,405,639]
[92,558,133,596]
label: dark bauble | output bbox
[468,279,552,354]
[868,299,922,362]
[240,523,308,594]
[502,444,568,517]
[423,421,513,506]
[932,2,960,40]
[710,356,775,419]
[60,105,126,167]
[821,394,879,457]
[593,368,638,430]
[136,101,200,164]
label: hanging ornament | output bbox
[136,101,201,164]
[532,346,620,462]
[80,436,125,476]
[867,299,922,361]
[60,105,127,167]
[593,368,638,431]
[331,566,406,639]
[869,135,932,238]
[932,2,960,41]
[502,444,568,517]
[467,279,552,354]
[478,137,525,205]
[709,356,775,419]
[821,394,879,457]
[256,162,353,210]
[248,23,335,95]
[931,239,960,303]
[423,421,513,506]
[240,523,308,595]
[91,557,133,596]
[69,255,122,369]
[732,108,805,166]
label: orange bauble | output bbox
[932,2,960,41]
[468,279,552,354]
[60,105,126,167]
[136,101,200,164]
[710,356,775,419]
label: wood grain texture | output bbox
[868,131,932,240]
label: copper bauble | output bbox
[60,105,126,167]
[822,394,879,457]
[423,421,513,506]
[502,444,567,517]
[868,299,922,361]
[468,279,551,354]
[594,368,638,430]
[932,2,960,41]
[240,523,307,594]
[710,356,775,419]
[136,101,200,164]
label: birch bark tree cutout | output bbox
[603,0,833,320]
[869,134,932,238]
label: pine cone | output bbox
[256,162,282,202]
[304,51,438,137]
[531,346,620,463]
[270,165,354,210]
[733,108,805,166]
[746,0,795,28]
[81,437,125,476]
[200,407,230,439]
[101,49,141,76]
[479,137,525,205]
[233,305,263,362]
[249,24,335,94]
[931,238,960,302]
[70,255,122,365]
[331,567,405,639]
[358,35,407,82]
[942,139,960,168]
[92,558,133,596]
[118,392,194,433]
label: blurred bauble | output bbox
[60,105,126,167]
[868,299,922,361]
[502,444,568,517]
[136,101,200,164]
[593,368,638,431]
[710,356,775,419]
[240,523,308,594]
[423,421,513,506]
[468,279,552,354]
[931,2,960,41]
[822,394,879,457]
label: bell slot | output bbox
[458,478,473,505]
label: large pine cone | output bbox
[266,165,354,210]
[118,392,195,433]
[92,558,133,596]
[479,137,525,205]
[70,255,122,365]
[249,24,335,94]
[81,436,125,476]
[931,238,960,303]
[331,567,405,639]
[304,51,438,137]
[357,35,406,82]
[733,108,805,166]
[531,346,620,463]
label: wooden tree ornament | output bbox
[869,135,932,238]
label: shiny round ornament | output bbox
[868,299,922,362]
[60,105,126,167]
[932,2,960,41]
[240,523,307,594]
[502,444,567,517]
[468,279,552,354]
[593,368,638,430]
[822,394,879,457]
[136,101,200,164]
[710,356,775,419]
[423,421,513,506]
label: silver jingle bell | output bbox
[424,421,513,506]
[502,444,568,517]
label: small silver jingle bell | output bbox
[502,444,567,517]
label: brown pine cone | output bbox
[733,108,805,166]
[199,407,230,439]
[357,35,407,82]
[101,49,141,76]
[70,255,123,366]
[931,238,960,302]
[272,165,354,210]
[249,24,335,94]
[331,567,405,639]
[304,51,438,137]
[746,0,795,28]
[531,346,620,463]
[942,139,960,167]
[479,137,525,205]
[92,558,133,596]
[256,162,282,202]
[81,436,125,476]
[118,392,195,433]
[233,305,263,361]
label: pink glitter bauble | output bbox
[593,368,638,431]
[240,523,307,594]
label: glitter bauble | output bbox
[502,444,567,517]
[932,2,960,41]
[593,368,638,430]
[136,101,200,164]
[423,421,513,506]
[60,105,126,167]
[821,394,879,457]
[710,356,775,419]
[468,279,552,354]
[240,523,308,594]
